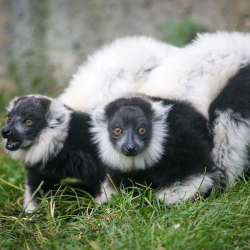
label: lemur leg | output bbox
[25,169,60,212]
[156,175,214,205]
[95,176,117,204]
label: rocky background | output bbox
[0,0,250,96]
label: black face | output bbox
[107,104,152,157]
[1,96,50,151]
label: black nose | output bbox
[2,127,11,138]
[125,144,136,154]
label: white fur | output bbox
[96,174,214,205]
[95,177,116,204]
[156,174,214,205]
[24,184,37,212]
[139,31,250,117]
[6,95,72,167]
[6,97,18,112]
[212,110,250,187]
[58,36,177,111]
[90,94,172,171]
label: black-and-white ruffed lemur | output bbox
[1,95,106,212]
[90,94,215,204]
[59,31,250,190]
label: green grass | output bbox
[1,150,250,249]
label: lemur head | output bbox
[90,94,172,172]
[106,97,153,157]
[1,95,72,167]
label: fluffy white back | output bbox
[6,96,72,167]
[58,36,177,111]
[139,31,250,117]
[90,94,172,172]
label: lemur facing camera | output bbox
[90,94,215,204]
[1,95,106,212]
[2,94,215,211]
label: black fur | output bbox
[2,96,106,211]
[103,96,215,199]
[25,112,106,201]
[209,64,250,121]
[107,97,153,156]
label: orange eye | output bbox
[139,128,146,135]
[7,117,12,123]
[114,128,122,135]
[25,120,33,125]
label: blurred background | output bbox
[0,0,250,102]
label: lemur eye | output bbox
[7,117,12,123]
[25,120,33,125]
[139,128,146,135]
[114,128,122,135]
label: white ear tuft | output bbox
[47,100,71,127]
[6,97,19,112]
[89,106,107,145]
[89,107,106,127]
[151,101,173,121]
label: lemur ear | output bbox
[89,107,107,127]
[47,100,72,128]
[56,113,66,124]
[151,100,173,121]
[6,97,19,112]
[88,107,108,146]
